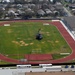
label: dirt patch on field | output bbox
[25,44,29,46]
[28,38,32,40]
[12,41,20,45]
[20,44,23,46]
[30,42,34,45]
[19,41,29,46]
[7,29,12,33]
[46,32,50,34]
[47,40,51,42]
[41,41,45,44]
[55,40,59,43]
[20,41,25,45]
[17,38,21,40]
[47,33,50,36]
[12,40,31,46]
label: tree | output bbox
[0,11,3,18]
[49,0,56,4]
[10,12,15,19]
[0,8,5,19]
[21,8,34,19]
[32,0,38,4]
[15,0,24,4]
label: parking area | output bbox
[26,71,75,75]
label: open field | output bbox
[0,21,72,62]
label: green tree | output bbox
[0,8,5,18]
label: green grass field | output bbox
[0,21,72,60]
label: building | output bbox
[65,0,75,3]
[24,0,32,2]
[0,0,1,2]
[10,0,14,2]
[71,0,75,3]
[1,0,7,2]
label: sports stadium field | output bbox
[0,21,72,62]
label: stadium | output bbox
[1,0,75,75]
[0,20,75,65]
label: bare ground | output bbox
[26,72,75,75]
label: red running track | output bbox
[0,20,75,64]
[25,54,53,61]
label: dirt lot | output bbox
[26,71,75,75]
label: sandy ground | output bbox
[26,71,75,75]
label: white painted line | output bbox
[43,23,49,25]
[52,20,60,22]
[4,24,10,26]
[60,53,70,55]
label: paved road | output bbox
[63,7,72,16]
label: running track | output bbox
[0,20,75,64]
